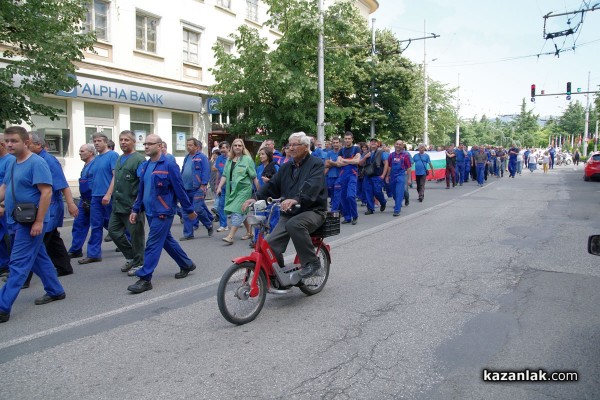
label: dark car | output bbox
[584,151,600,181]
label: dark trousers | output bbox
[445,165,456,187]
[267,211,325,267]
[109,212,145,267]
[415,174,427,200]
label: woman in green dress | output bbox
[216,138,259,244]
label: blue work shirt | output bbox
[38,149,69,231]
[455,148,466,163]
[337,146,360,174]
[413,152,431,176]
[4,154,52,226]
[142,161,158,217]
[181,156,194,190]
[89,150,118,196]
[326,150,340,179]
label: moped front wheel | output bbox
[299,246,330,296]
[217,262,267,325]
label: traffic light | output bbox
[566,82,572,95]
[530,84,536,102]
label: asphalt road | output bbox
[0,164,599,400]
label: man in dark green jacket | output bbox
[103,131,146,273]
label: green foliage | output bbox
[0,0,96,128]
[210,0,445,145]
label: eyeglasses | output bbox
[143,142,161,146]
[289,143,305,148]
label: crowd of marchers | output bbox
[0,124,567,323]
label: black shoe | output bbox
[57,270,73,277]
[404,200,409,206]
[249,240,255,248]
[174,263,196,279]
[78,257,102,265]
[115,247,122,252]
[380,203,386,212]
[351,218,357,225]
[341,219,351,224]
[35,292,66,305]
[299,261,321,278]
[418,198,423,202]
[128,279,153,293]
[0,311,9,323]
[68,251,83,258]
[104,234,113,242]
[207,227,214,237]
[179,236,194,241]
[364,209,374,215]
[393,212,400,217]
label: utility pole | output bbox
[423,20,429,146]
[455,73,460,146]
[370,18,376,138]
[595,120,599,152]
[584,71,590,157]
[316,0,325,144]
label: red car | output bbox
[584,151,600,181]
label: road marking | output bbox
[0,278,220,351]
[1,182,494,351]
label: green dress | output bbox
[223,155,257,215]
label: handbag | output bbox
[10,163,38,224]
[363,163,376,177]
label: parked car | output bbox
[584,151,600,181]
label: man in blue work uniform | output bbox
[27,133,79,279]
[68,144,95,259]
[127,134,198,294]
[455,143,467,186]
[0,135,15,278]
[264,139,283,165]
[333,131,361,225]
[180,138,213,241]
[80,133,118,264]
[463,146,471,183]
[360,138,387,215]
[474,146,488,186]
[549,146,555,169]
[385,140,412,217]
[0,126,66,323]
[212,141,229,232]
[508,144,519,178]
[325,136,341,211]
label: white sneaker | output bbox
[127,265,143,276]
[216,227,229,232]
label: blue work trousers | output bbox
[0,217,10,268]
[68,201,90,253]
[88,196,111,258]
[136,215,194,282]
[0,223,64,313]
[456,162,466,185]
[217,191,228,228]
[183,189,213,238]
[476,163,486,185]
[330,178,342,213]
[391,173,406,214]
[326,176,337,201]
[363,175,387,212]
[338,171,358,222]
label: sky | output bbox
[372,0,600,120]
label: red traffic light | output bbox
[531,84,536,97]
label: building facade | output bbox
[7,0,378,181]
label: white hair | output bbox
[288,131,311,147]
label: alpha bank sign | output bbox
[57,76,203,113]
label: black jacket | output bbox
[256,153,327,215]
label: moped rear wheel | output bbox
[299,246,330,296]
[217,262,267,325]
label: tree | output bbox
[0,0,95,128]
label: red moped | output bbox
[217,198,339,325]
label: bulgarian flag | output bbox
[408,151,447,181]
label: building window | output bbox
[216,0,231,9]
[130,107,154,151]
[172,112,193,157]
[246,0,258,21]
[136,13,158,53]
[84,0,109,41]
[183,28,200,64]
[217,39,233,54]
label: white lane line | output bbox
[0,278,220,351]
[1,182,492,351]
